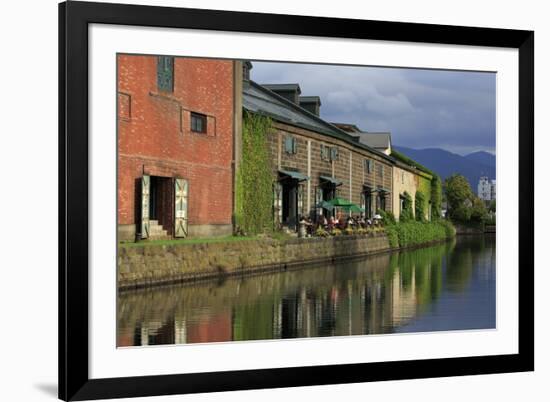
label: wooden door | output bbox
[141,175,150,239]
[174,178,188,238]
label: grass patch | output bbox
[119,235,257,248]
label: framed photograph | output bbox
[59,1,534,400]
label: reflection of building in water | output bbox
[129,320,175,346]
[118,245,462,346]
[186,313,232,343]
[174,319,187,344]
[391,267,417,327]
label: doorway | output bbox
[322,185,336,217]
[141,175,174,238]
[281,181,298,230]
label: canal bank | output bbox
[117,235,496,345]
[118,219,457,290]
[118,233,393,290]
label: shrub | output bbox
[377,209,396,225]
[484,214,496,226]
[344,227,354,236]
[384,226,399,248]
[357,227,368,235]
[470,197,488,223]
[332,228,342,236]
[439,219,456,238]
[450,204,472,223]
[315,227,329,237]
[385,220,455,248]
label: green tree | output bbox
[444,174,475,223]
[451,204,472,222]
[444,174,473,211]
[470,197,488,223]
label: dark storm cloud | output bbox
[250,61,496,155]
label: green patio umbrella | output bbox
[345,204,365,213]
[327,198,364,213]
[327,197,354,207]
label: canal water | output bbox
[117,234,496,346]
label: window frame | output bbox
[190,112,207,134]
[156,55,174,93]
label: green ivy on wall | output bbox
[431,175,442,220]
[415,191,426,221]
[415,176,431,221]
[400,191,414,222]
[391,149,442,221]
[235,112,274,235]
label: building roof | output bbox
[261,83,302,94]
[299,96,322,105]
[331,123,362,133]
[243,80,394,162]
[357,132,392,150]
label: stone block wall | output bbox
[118,233,391,289]
[268,121,393,215]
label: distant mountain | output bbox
[393,146,495,189]
[464,151,496,167]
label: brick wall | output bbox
[117,55,236,238]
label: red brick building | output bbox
[117,55,242,240]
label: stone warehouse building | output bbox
[333,122,433,222]
[242,75,394,231]
[391,163,433,221]
[117,55,243,241]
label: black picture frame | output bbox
[59,1,534,400]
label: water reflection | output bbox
[117,235,496,346]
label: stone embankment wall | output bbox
[118,234,390,289]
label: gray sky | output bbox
[251,61,496,155]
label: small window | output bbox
[284,136,297,154]
[157,56,174,92]
[191,112,207,133]
[330,147,339,161]
[321,144,329,161]
[377,163,384,179]
[365,159,373,174]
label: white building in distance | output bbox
[478,176,496,201]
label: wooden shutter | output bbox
[273,182,283,228]
[141,175,150,239]
[330,147,338,161]
[174,178,188,238]
[297,184,304,216]
[366,159,373,174]
[284,136,297,154]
